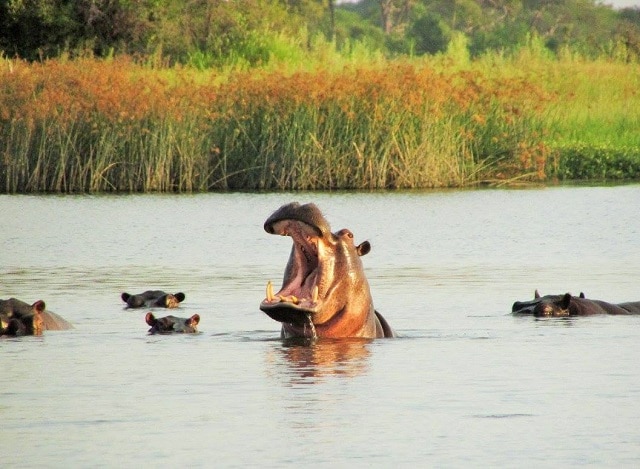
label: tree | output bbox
[0,0,80,59]
[407,11,450,54]
[378,0,416,34]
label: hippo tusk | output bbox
[266,281,274,302]
[312,285,318,303]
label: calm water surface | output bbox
[2,186,640,467]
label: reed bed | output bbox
[541,59,640,179]
[0,55,574,192]
[470,51,640,180]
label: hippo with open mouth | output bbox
[260,202,395,339]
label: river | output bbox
[2,185,640,467]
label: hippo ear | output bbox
[356,241,371,257]
[579,292,585,298]
[534,289,541,299]
[188,314,200,326]
[121,293,131,303]
[174,292,186,302]
[561,293,572,309]
[32,300,46,313]
[145,312,156,326]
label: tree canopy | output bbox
[1,0,639,64]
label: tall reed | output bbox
[469,46,640,180]
[0,55,560,192]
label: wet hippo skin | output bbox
[260,202,395,339]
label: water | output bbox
[2,185,640,467]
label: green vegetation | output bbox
[2,1,639,66]
[0,1,639,192]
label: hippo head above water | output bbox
[145,312,200,334]
[122,291,186,309]
[0,298,45,336]
[512,289,585,316]
[260,202,394,339]
[0,298,72,336]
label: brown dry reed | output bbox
[0,56,551,193]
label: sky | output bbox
[604,0,640,8]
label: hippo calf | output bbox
[145,312,200,334]
[260,202,395,339]
[122,290,185,309]
[0,298,72,336]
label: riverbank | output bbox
[1,52,638,193]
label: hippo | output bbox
[0,298,72,336]
[260,202,395,339]
[145,312,200,334]
[121,290,185,309]
[533,293,640,317]
[512,290,585,315]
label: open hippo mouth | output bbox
[260,203,331,327]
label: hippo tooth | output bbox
[312,285,318,303]
[266,281,274,301]
[279,295,299,304]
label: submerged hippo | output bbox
[121,290,185,309]
[145,312,200,334]
[532,293,640,317]
[0,298,73,336]
[512,290,585,315]
[260,202,395,339]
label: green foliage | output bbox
[334,8,386,52]
[408,13,451,55]
[0,0,79,59]
[553,144,640,180]
[1,0,640,65]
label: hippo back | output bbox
[616,302,640,314]
[42,311,74,330]
[375,311,396,338]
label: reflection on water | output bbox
[267,338,372,385]
[2,186,640,466]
